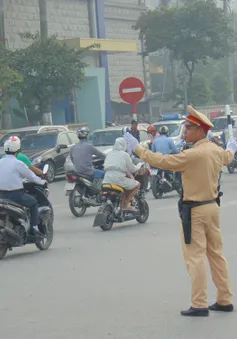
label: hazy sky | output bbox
[148,0,159,7]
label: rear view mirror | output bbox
[59,144,68,149]
[56,144,68,153]
[43,164,49,175]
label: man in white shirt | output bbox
[0,136,46,234]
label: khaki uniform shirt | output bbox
[136,138,234,201]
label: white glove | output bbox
[226,138,237,152]
[123,132,139,155]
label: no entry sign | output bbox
[119,77,145,120]
[119,77,145,104]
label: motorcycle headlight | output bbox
[32,156,42,165]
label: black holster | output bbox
[178,198,215,245]
[216,185,223,207]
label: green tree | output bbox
[134,1,235,88]
[188,74,212,106]
[12,32,87,124]
[0,43,23,128]
[210,73,232,104]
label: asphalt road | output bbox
[1,170,236,339]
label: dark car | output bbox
[0,125,69,157]
[21,130,78,182]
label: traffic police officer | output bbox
[124,106,235,317]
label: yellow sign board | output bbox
[63,38,137,53]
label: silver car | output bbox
[211,115,237,141]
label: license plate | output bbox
[64,183,75,191]
[150,169,158,175]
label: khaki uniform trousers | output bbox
[181,203,232,308]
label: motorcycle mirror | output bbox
[43,164,49,175]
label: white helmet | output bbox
[77,127,90,139]
[4,136,21,153]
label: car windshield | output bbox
[170,125,182,137]
[21,135,57,150]
[88,130,122,146]
[0,132,25,146]
[154,123,181,137]
[0,133,17,146]
[211,118,228,131]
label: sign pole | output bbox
[226,104,233,141]
[132,103,137,121]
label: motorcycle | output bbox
[227,151,237,173]
[151,168,182,199]
[0,165,53,260]
[65,172,104,217]
[65,157,105,217]
[93,164,149,231]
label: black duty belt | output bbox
[182,199,216,207]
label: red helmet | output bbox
[147,125,156,134]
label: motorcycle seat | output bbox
[0,199,26,210]
[102,184,125,193]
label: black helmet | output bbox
[77,127,90,139]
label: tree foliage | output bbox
[134,1,236,86]
[0,43,23,125]
[12,32,87,123]
[188,74,212,106]
[210,73,232,104]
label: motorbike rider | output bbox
[70,127,106,180]
[147,125,159,142]
[147,125,159,150]
[103,137,141,210]
[1,136,44,177]
[152,126,181,183]
[152,125,178,154]
[0,136,47,234]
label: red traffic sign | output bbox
[119,77,145,104]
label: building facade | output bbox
[2,0,150,119]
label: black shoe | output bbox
[181,307,209,317]
[209,302,234,312]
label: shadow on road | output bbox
[2,248,53,262]
[151,193,179,200]
[94,222,150,233]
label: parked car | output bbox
[0,125,69,157]
[21,130,78,182]
[153,114,185,146]
[64,124,149,173]
[211,115,237,144]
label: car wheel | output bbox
[46,161,56,183]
